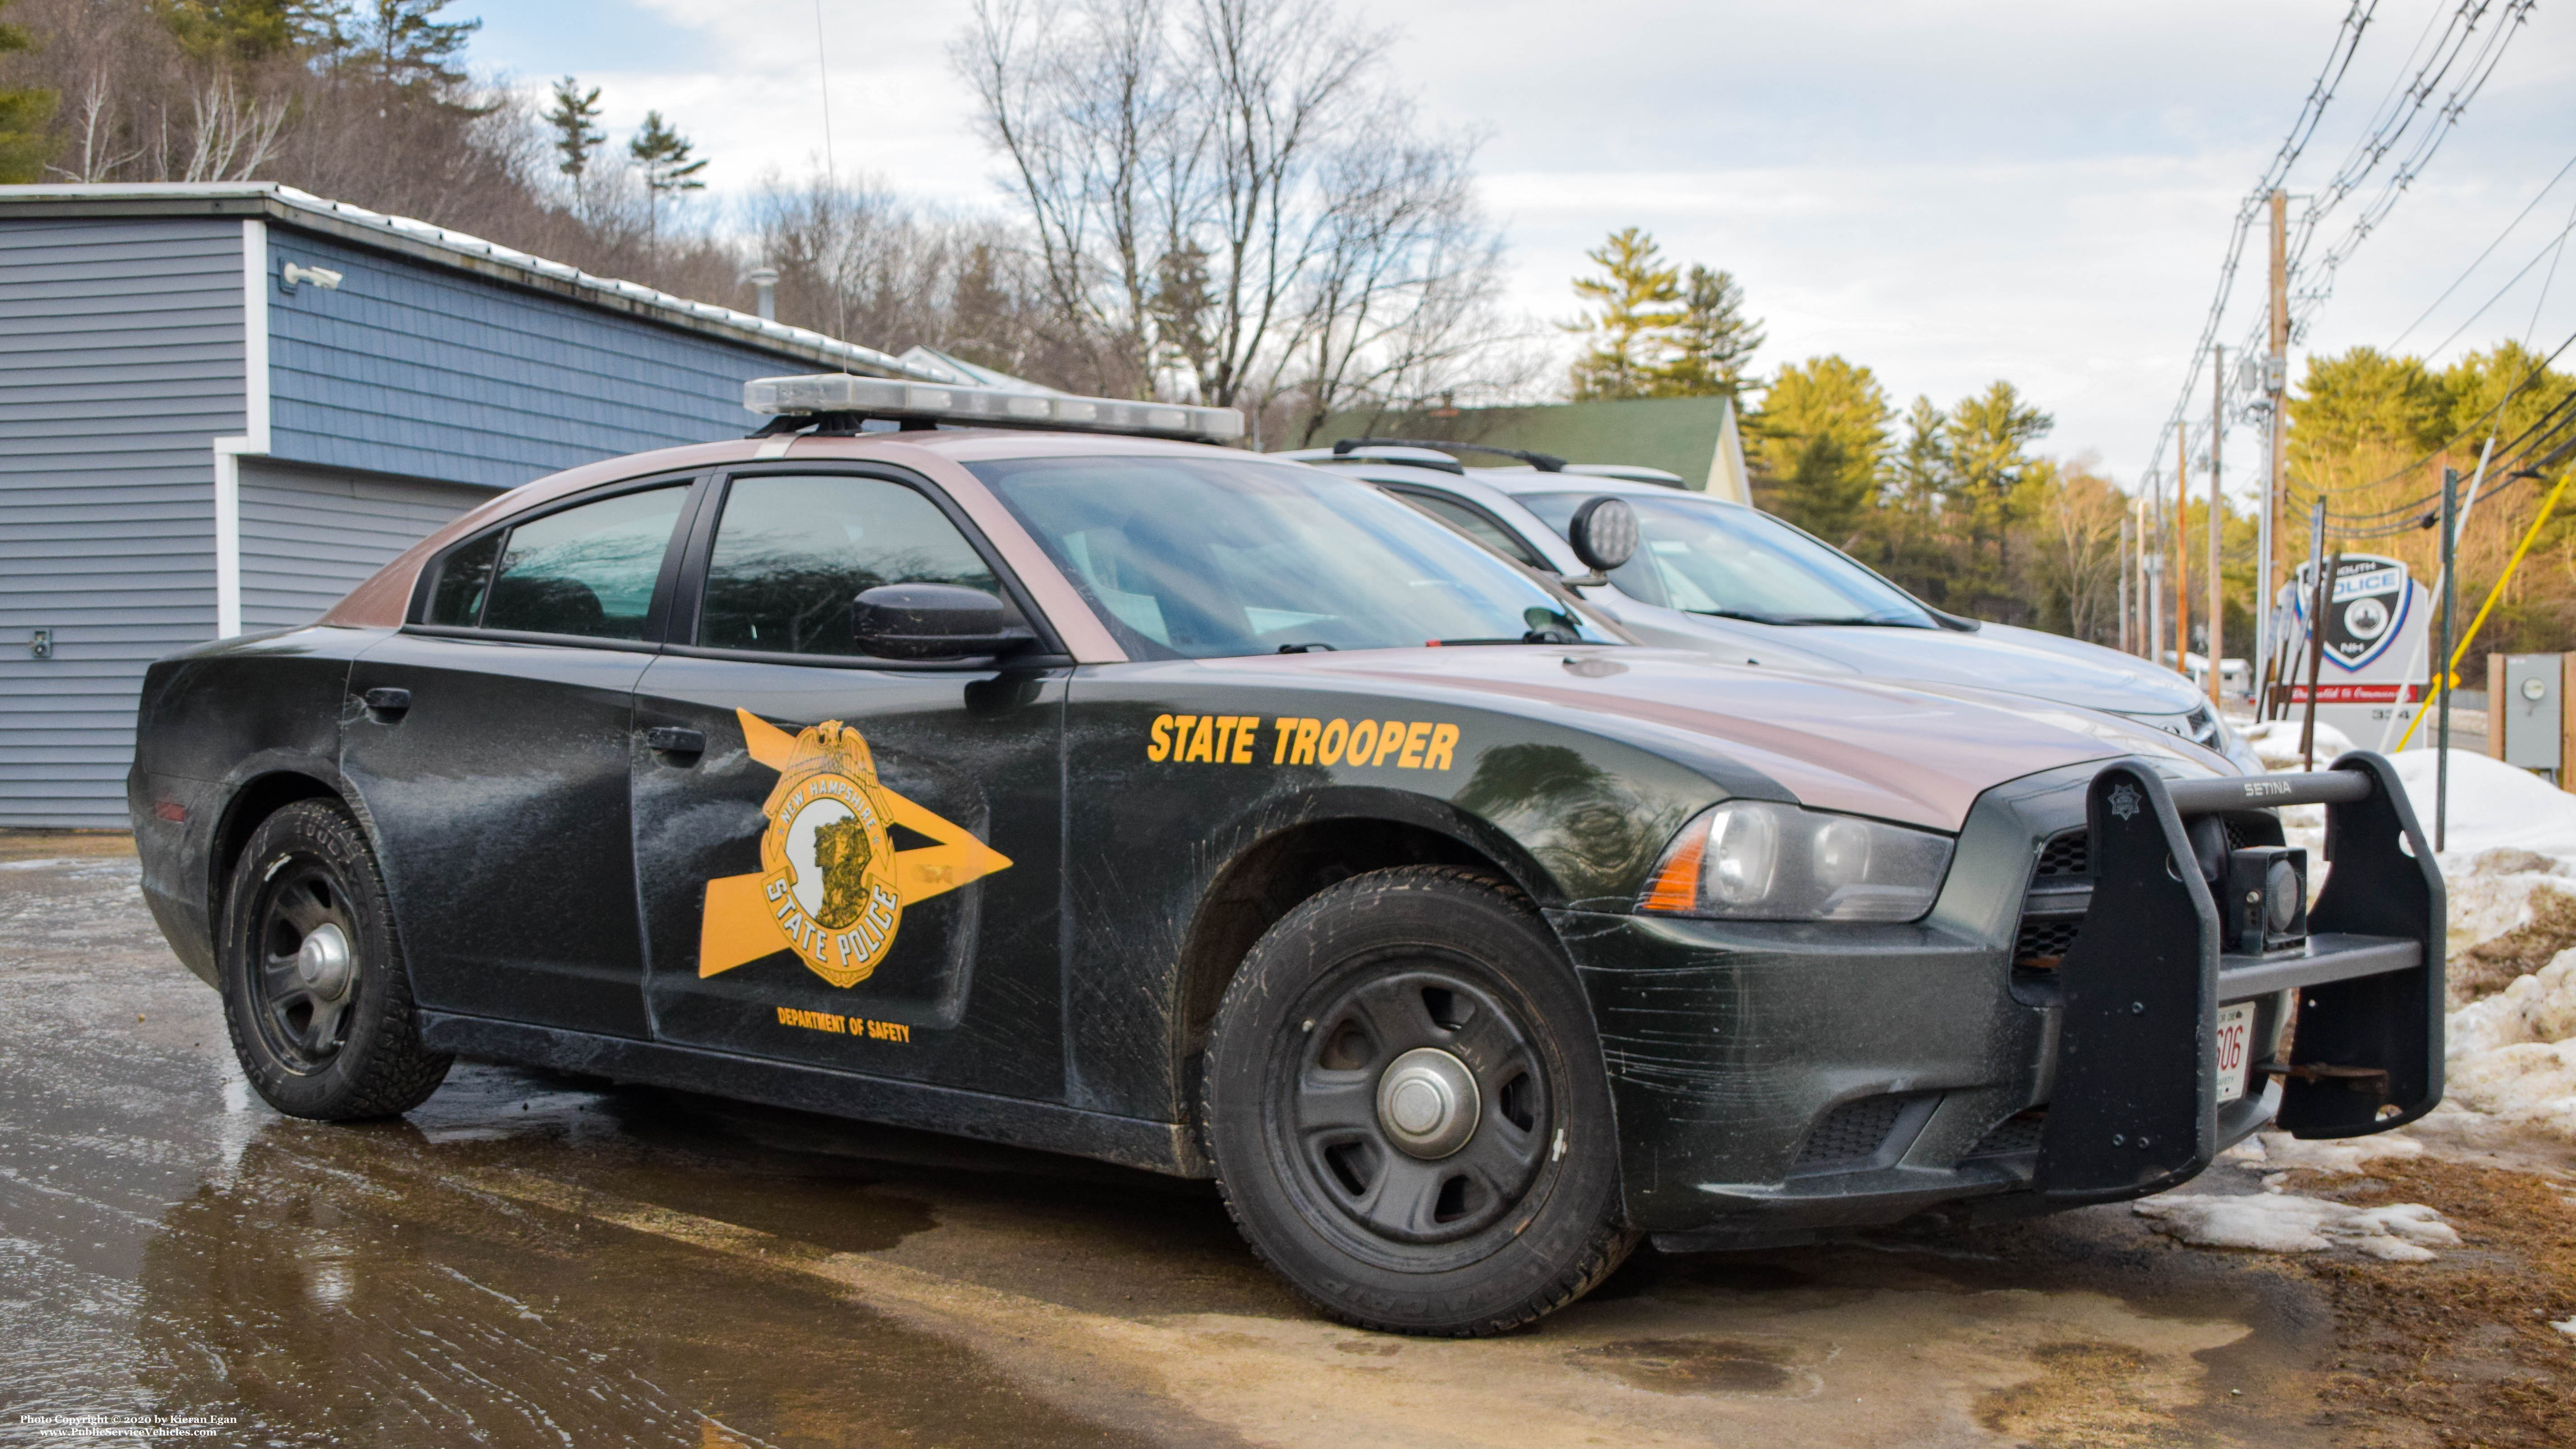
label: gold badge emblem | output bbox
[698,709,1011,989]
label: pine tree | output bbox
[1652,264,1764,398]
[544,76,605,178]
[338,0,478,93]
[1748,356,1892,545]
[1942,380,2053,579]
[0,0,54,184]
[1564,227,1684,401]
[629,110,708,247]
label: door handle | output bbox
[645,726,706,760]
[361,687,410,722]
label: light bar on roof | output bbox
[744,373,1245,444]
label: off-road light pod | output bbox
[744,373,1245,445]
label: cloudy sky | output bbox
[463,0,2576,491]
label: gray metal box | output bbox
[2497,654,2563,772]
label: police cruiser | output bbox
[129,374,2442,1336]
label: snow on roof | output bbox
[0,182,943,381]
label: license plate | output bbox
[2213,1001,2256,1104]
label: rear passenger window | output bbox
[697,474,1004,655]
[474,486,687,639]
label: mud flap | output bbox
[2036,763,2218,1204]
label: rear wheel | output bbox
[1203,866,1635,1335]
[219,800,450,1119]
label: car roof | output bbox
[319,428,1277,633]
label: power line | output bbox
[2142,2,2378,488]
[2386,146,2576,349]
[2277,0,2537,342]
[2158,0,2538,473]
[2421,211,2576,358]
[2283,323,2576,505]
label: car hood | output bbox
[1242,646,2231,832]
[1592,607,2207,717]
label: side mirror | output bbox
[853,584,1035,660]
[1566,496,1640,572]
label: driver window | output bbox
[697,474,1005,655]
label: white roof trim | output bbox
[0,182,942,381]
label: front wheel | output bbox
[1203,866,1635,1335]
[219,799,451,1119]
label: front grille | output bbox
[2014,916,2082,969]
[1793,1095,1910,1169]
[2034,831,2089,878]
[1965,1109,2046,1158]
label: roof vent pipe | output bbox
[747,265,779,322]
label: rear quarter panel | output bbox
[130,627,381,984]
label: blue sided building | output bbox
[0,182,941,827]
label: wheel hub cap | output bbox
[1376,1047,1480,1158]
[296,922,354,998]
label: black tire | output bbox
[218,799,451,1119]
[1203,865,1637,1335]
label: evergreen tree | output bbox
[2285,346,2450,480]
[1565,227,1683,401]
[629,110,708,246]
[338,0,478,92]
[544,76,605,177]
[1942,380,2053,579]
[1652,264,1763,398]
[1748,355,1891,544]
[0,0,54,184]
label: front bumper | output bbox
[1560,752,2443,1240]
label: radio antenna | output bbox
[813,0,852,368]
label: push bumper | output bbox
[1561,751,2442,1240]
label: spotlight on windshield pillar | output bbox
[747,265,779,322]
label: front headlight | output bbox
[1638,801,1955,922]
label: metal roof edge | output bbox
[0,182,941,381]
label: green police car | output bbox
[129,375,2443,1335]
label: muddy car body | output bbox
[128,382,2445,1334]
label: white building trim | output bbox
[213,218,270,638]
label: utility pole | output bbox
[2117,514,2133,654]
[2262,189,2289,711]
[2438,468,2458,851]
[2209,344,2226,708]
[2175,433,2192,678]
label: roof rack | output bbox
[745,374,1243,445]
[1330,437,1567,472]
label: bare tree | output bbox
[954,0,1510,423]
[2034,461,2128,644]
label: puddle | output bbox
[1570,1335,1808,1394]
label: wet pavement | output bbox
[0,832,2446,1448]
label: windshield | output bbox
[1520,491,1934,627]
[971,455,1607,659]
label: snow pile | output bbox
[2443,949,2576,1143]
[2390,748,2576,860]
[2445,849,2576,954]
[2221,1130,2424,1174]
[2134,1190,2460,1262]
[2451,952,2576,1054]
[2239,718,2357,771]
